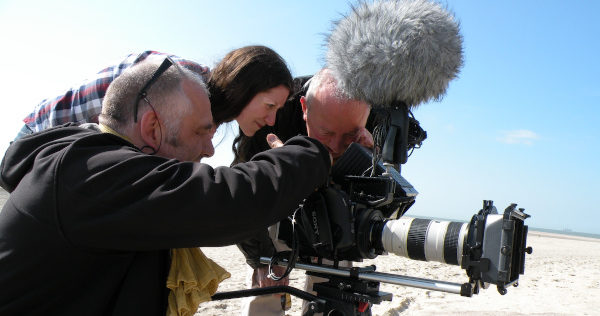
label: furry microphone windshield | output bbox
[326,0,464,108]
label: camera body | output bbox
[278,142,417,261]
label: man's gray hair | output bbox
[100,57,208,139]
[303,68,352,110]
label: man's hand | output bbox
[254,265,289,288]
[353,127,374,149]
[267,133,333,165]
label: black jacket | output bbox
[0,123,330,315]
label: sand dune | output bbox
[199,231,600,315]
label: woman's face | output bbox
[235,84,290,136]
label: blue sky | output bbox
[0,0,598,234]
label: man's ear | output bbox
[139,110,161,151]
[300,96,308,122]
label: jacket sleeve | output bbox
[54,134,330,251]
[236,229,276,269]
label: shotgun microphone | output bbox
[326,0,464,108]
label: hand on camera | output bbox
[353,127,374,149]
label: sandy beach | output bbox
[198,231,600,315]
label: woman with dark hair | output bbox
[207,45,295,164]
[229,76,309,165]
[208,48,305,315]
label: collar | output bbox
[99,123,134,144]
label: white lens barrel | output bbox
[382,217,468,265]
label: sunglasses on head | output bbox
[133,56,176,122]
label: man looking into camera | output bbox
[0,58,332,315]
[235,68,372,315]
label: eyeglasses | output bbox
[133,56,175,122]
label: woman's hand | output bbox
[266,133,285,148]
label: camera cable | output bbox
[268,209,301,281]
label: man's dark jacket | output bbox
[0,123,330,315]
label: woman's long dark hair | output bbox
[208,45,294,126]
[207,46,294,165]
